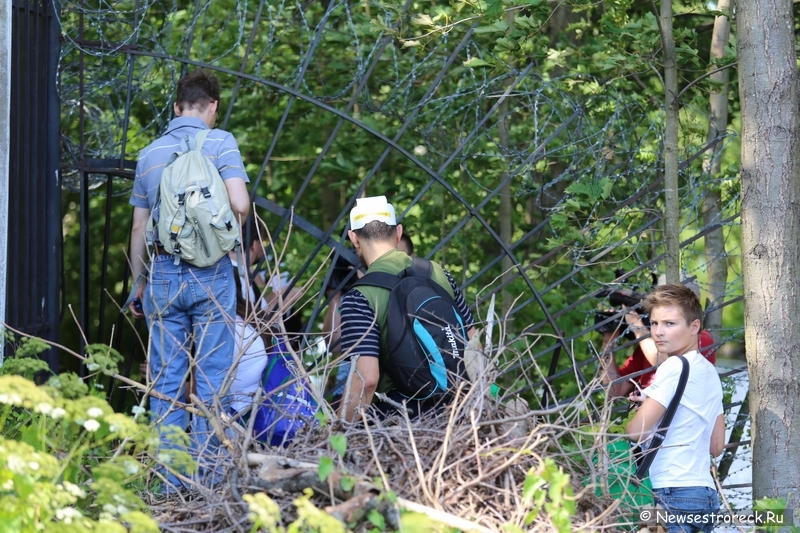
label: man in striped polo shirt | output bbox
[128,70,250,489]
[338,196,476,422]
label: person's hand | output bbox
[601,331,620,351]
[628,392,645,409]
[623,304,640,325]
[622,304,648,334]
[129,285,145,319]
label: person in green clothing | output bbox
[337,196,477,422]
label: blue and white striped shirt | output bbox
[131,116,249,212]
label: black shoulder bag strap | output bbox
[633,354,690,482]
[353,256,433,290]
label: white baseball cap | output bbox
[349,195,397,230]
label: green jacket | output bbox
[353,249,454,394]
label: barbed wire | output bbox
[57,0,749,505]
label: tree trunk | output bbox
[499,10,516,320]
[737,0,800,509]
[701,0,732,337]
[659,0,679,283]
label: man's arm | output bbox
[339,356,380,422]
[224,177,250,225]
[599,331,635,398]
[128,206,151,318]
[336,290,382,422]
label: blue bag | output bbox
[251,338,318,446]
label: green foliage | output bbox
[317,456,334,483]
[244,489,347,533]
[0,371,160,532]
[366,508,386,530]
[0,334,51,380]
[84,344,124,376]
[329,433,347,457]
[0,340,183,532]
[339,476,356,492]
[752,497,800,533]
[520,458,575,533]
[244,492,283,533]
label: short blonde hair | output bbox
[643,283,703,324]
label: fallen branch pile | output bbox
[145,382,621,532]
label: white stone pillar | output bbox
[0,1,10,364]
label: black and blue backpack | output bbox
[353,257,470,401]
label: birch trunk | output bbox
[701,0,732,338]
[659,0,679,283]
[737,0,800,509]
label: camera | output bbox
[594,310,624,334]
[597,287,648,308]
[595,273,651,339]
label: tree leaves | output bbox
[329,433,347,456]
[463,57,493,69]
[317,456,334,482]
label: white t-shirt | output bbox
[230,318,269,413]
[642,350,723,489]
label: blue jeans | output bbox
[144,254,236,487]
[654,486,720,533]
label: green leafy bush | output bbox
[0,338,162,533]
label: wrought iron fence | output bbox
[5,0,61,373]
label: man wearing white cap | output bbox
[338,196,476,422]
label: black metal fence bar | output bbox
[6,0,61,373]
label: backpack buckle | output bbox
[200,186,211,199]
[177,192,186,206]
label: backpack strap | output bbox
[633,354,690,482]
[353,255,434,291]
[193,128,211,151]
[353,271,400,291]
[192,129,222,217]
[401,256,433,279]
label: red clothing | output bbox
[618,330,716,388]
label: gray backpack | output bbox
[147,129,241,267]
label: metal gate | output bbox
[5,0,61,372]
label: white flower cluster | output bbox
[6,454,25,475]
[0,393,23,405]
[62,481,86,499]
[124,460,140,476]
[102,503,130,516]
[34,402,53,415]
[83,406,104,432]
[55,507,84,524]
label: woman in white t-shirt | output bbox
[230,312,270,414]
[626,284,726,533]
